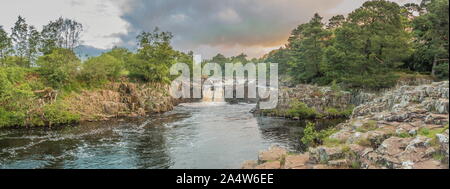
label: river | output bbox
[0,102,342,169]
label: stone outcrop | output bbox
[66,82,178,121]
[245,81,449,169]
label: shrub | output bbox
[434,62,449,80]
[0,67,35,127]
[287,100,319,119]
[36,48,81,89]
[301,122,337,146]
[80,54,124,86]
[127,29,177,83]
[42,101,80,127]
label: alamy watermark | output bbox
[169,55,278,109]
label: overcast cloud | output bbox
[0,0,420,58]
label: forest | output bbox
[0,0,448,128]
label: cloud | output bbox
[1,0,422,58]
[112,0,419,58]
[0,0,129,49]
[112,0,347,57]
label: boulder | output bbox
[284,154,310,169]
[254,161,281,169]
[258,146,287,163]
[310,147,344,163]
[241,160,258,169]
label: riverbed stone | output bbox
[241,160,258,169]
[258,146,287,163]
[283,154,310,169]
[254,161,281,169]
[328,159,348,167]
[310,147,344,164]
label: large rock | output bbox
[258,146,288,163]
[254,161,281,169]
[309,147,345,164]
[241,160,258,169]
[284,154,310,169]
[67,82,177,121]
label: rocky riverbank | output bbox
[244,81,449,169]
[65,82,179,122]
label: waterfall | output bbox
[202,79,225,102]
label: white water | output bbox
[202,79,225,102]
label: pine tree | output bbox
[324,0,413,89]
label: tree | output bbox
[264,47,292,74]
[10,16,29,67]
[26,26,40,64]
[411,0,449,79]
[41,17,83,54]
[0,26,13,66]
[10,16,42,67]
[36,48,81,89]
[230,53,248,63]
[289,13,331,84]
[80,54,124,85]
[327,15,345,29]
[324,0,413,89]
[128,28,176,83]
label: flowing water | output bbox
[0,102,343,169]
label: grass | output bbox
[356,138,372,147]
[323,137,346,147]
[286,100,320,119]
[433,153,446,162]
[397,132,414,138]
[324,106,354,118]
[418,125,448,138]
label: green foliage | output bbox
[42,101,80,127]
[410,0,449,79]
[127,28,176,83]
[434,62,449,80]
[287,100,319,119]
[0,66,35,127]
[397,132,414,138]
[80,54,124,86]
[40,17,83,54]
[301,122,337,146]
[288,13,331,84]
[323,0,412,89]
[262,0,442,90]
[418,125,448,139]
[324,106,354,118]
[36,48,81,89]
[0,26,13,66]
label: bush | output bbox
[287,100,319,119]
[434,62,449,80]
[127,29,177,83]
[0,66,35,127]
[42,101,80,127]
[36,48,81,89]
[80,54,124,86]
[301,122,337,146]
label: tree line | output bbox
[263,0,448,89]
[0,17,191,127]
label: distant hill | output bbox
[74,45,109,60]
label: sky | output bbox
[0,0,420,59]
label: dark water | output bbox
[0,103,343,169]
